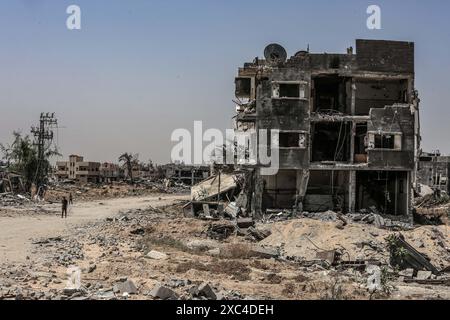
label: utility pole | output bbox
[31,112,58,188]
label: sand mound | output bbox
[260,218,450,269]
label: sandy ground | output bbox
[0,194,448,300]
[0,194,188,264]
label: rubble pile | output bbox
[0,193,31,206]
[414,193,450,225]
[0,199,448,300]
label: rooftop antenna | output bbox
[307,44,310,53]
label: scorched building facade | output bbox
[234,39,420,218]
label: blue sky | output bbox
[0,0,449,163]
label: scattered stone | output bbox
[149,285,178,300]
[237,218,254,229]
[188,285,199,296]
[198,282,217,300]
[113,279,137,295]
[96,290,115,300]
[247,227,271,241]
[146,250,168,260]
[63,288,80,296]
[168,279,190,288]
[373,214,385,228]
[366,265,382,293]
[416,270,433,280]
[398,268,414,278]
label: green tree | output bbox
[0,132,60,193]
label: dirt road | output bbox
[0,194,188,264]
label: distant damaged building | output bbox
[417,151,450,194]
[162,163,211,186]
[232,39,421,218]
[56,155,101,184]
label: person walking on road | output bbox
[62,196,68,219]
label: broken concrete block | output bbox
[366,265,382,293]
[62,288,80,296]
[113,279,137,295]
[398,268,414,278]
[198,282,217,300]
[247,227,271,241]
[146,250,168,260]
[191,174,238,201]
[416,270,432,280]
[207,223,236,240]
[188,285,199,297]
[202,204,210,216]
[237,218,254,229]
[249,246,278,259]
[224,202,240,219]
[150,285,179,300]
[373,214,385,228]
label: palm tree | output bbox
[119,153,138,183]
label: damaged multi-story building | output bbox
[162,163,211,186]
[56,155,101,184]
[233,39,421,219]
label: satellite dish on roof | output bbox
[264,43,287,64]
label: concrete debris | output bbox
[145,250,168,260]
[387,234,440,275]
[191,174,239,202]
[416,270,433,280]
[188,285,200,297]
[197,282,218,300]
[1,187,448,300]
[236,217,254,229]
[246,227,271,242]
[224,202,240,219]
[398,268,414,278]
[263,211,293,223]
[302,211,338,222]
[149,285,179,300]
[403,277,450,286]
[0,193,31,206]
[316,250,339,266]
[249,246,279,259]
[167,279,191,288]
[417,184,434,198]
[206,222,236,240]
[113,279,138,295]
[366,265,383,293]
